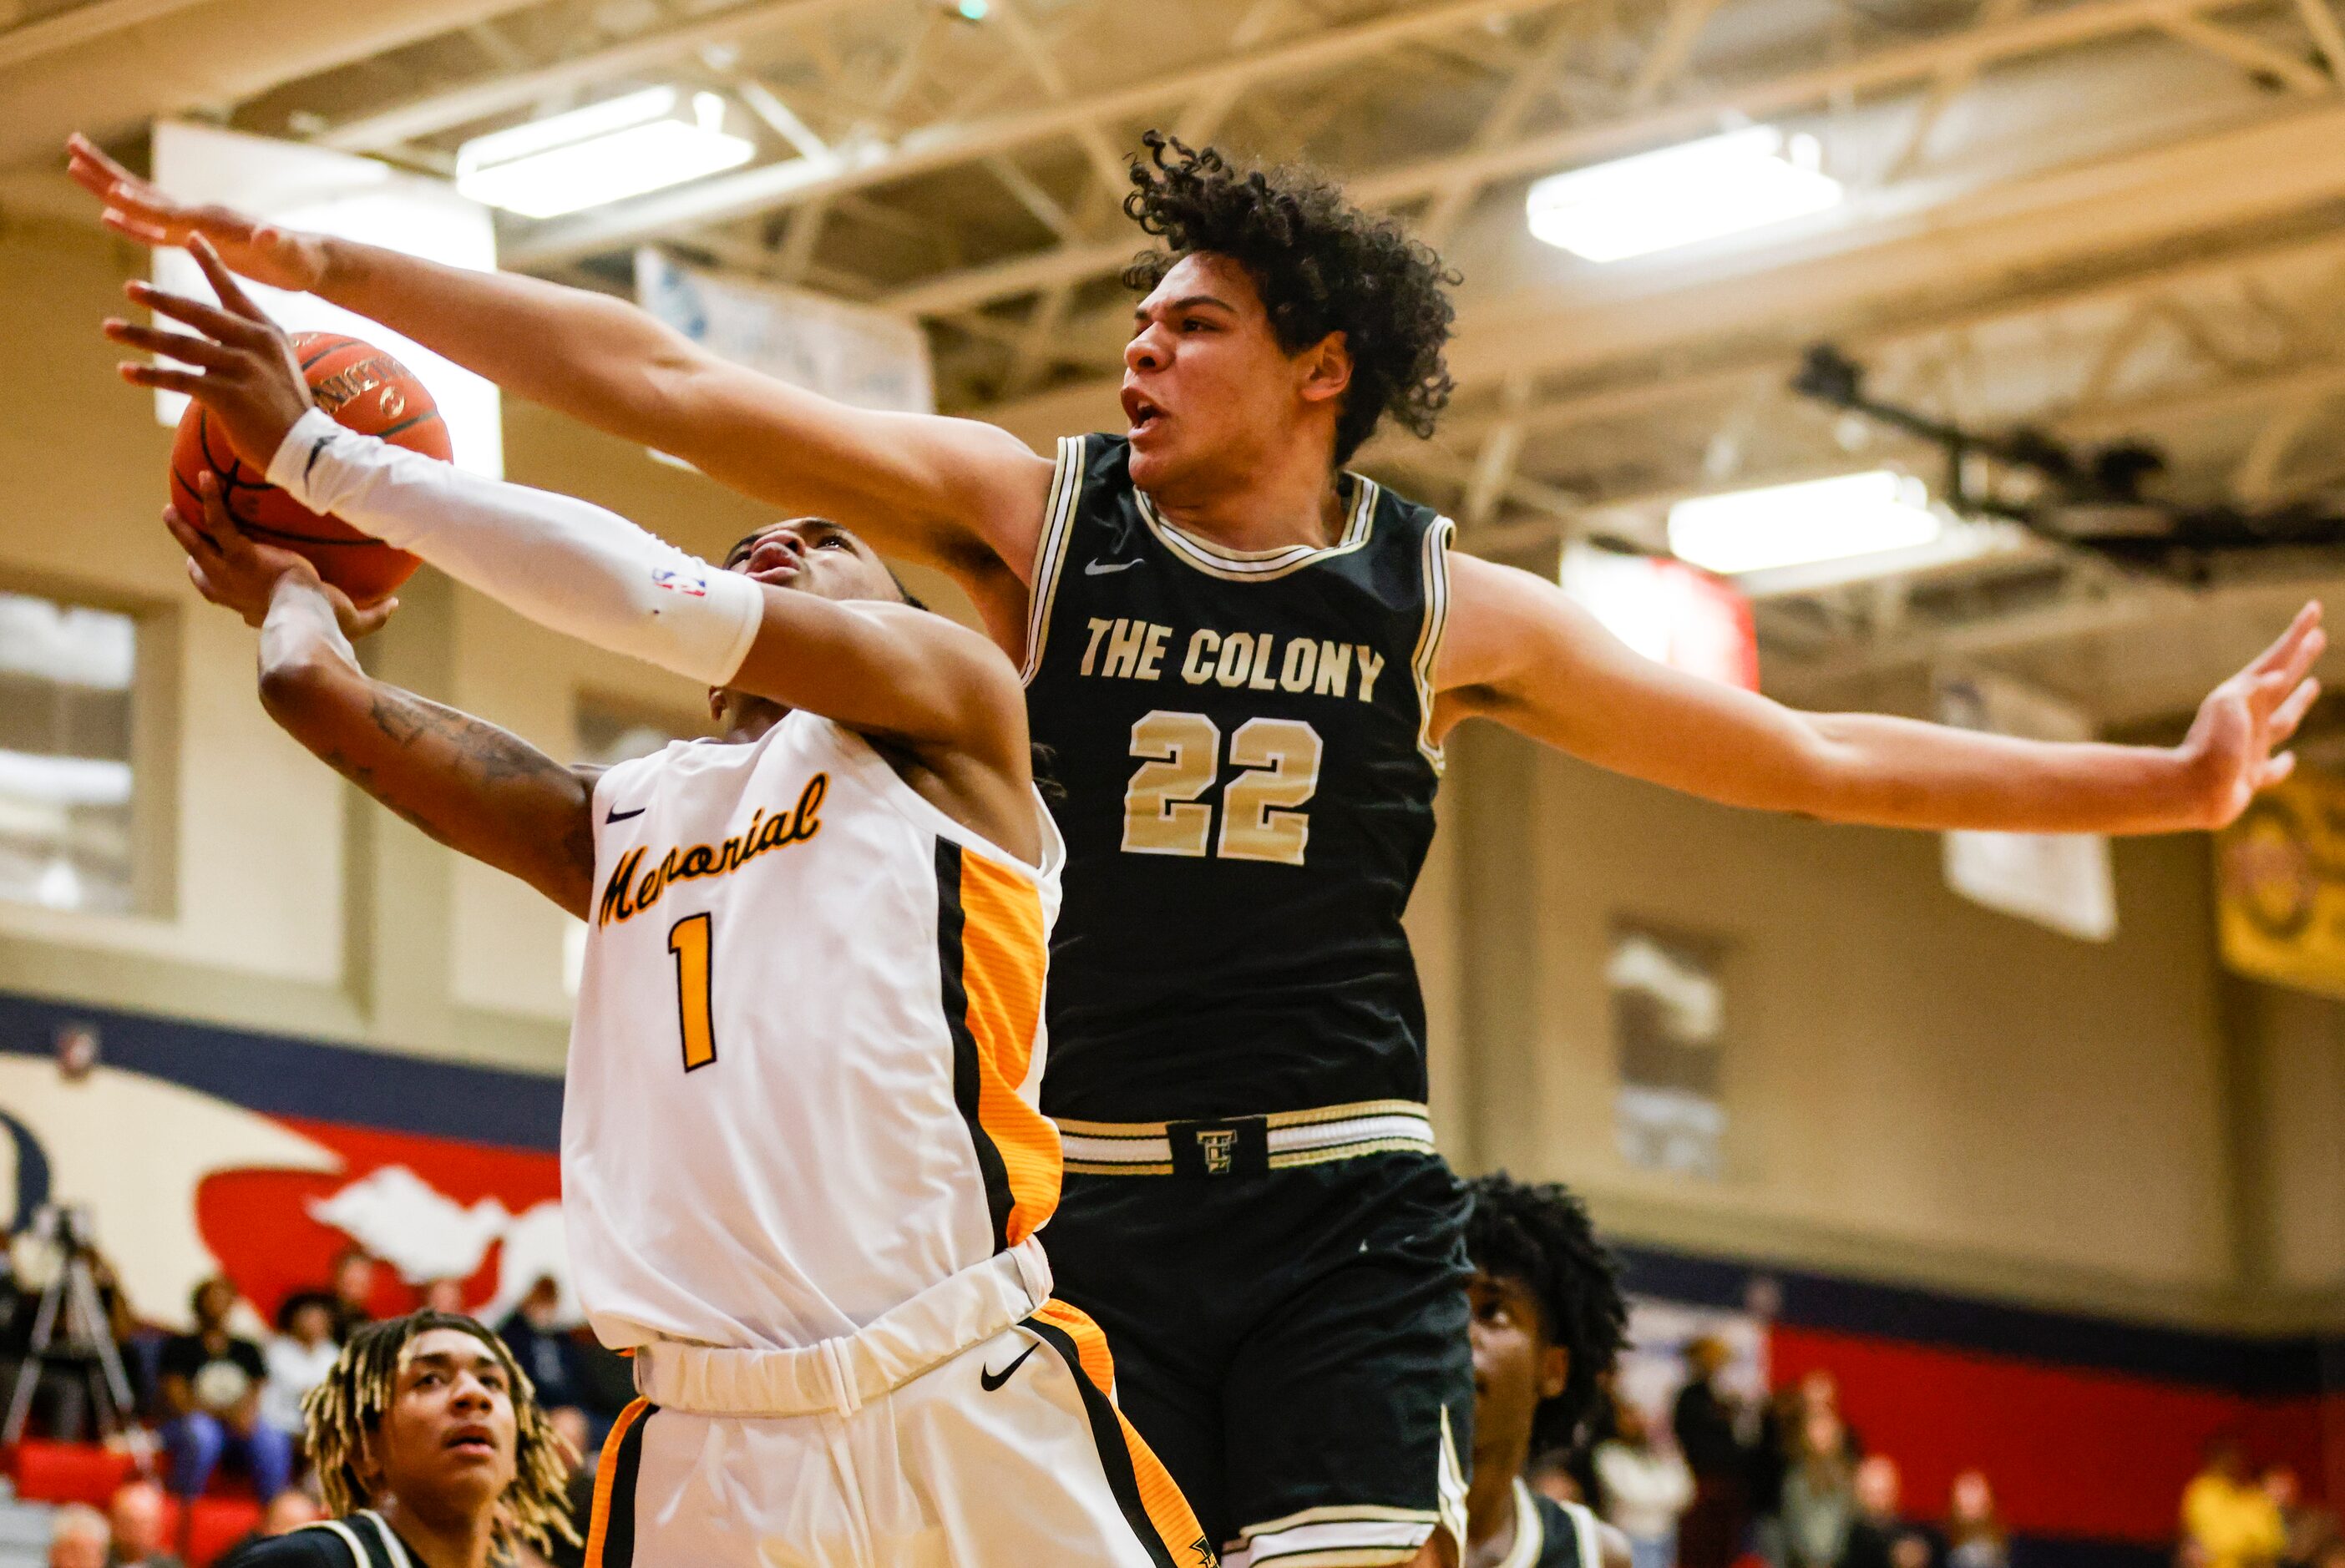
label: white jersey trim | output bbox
[1135,472,1379,583]
[1021,435,1088,685]
[1411,515,1455,773]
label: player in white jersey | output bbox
[119,240,1211,1568]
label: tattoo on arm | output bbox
[302,683,596,898]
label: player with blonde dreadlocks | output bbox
[222,1311,577,1568]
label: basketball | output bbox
[167,332,447,603]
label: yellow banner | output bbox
[2216,767,2345,999]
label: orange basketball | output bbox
[169,332,449,604]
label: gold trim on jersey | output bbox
[1133,473,1379,583]
[1411,515,1455,773]
[1056,1098,1433,1176]
[1020,435,1088,686]
[1235,1500,1446,1568]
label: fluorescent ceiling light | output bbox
[457,89,754,220]
[1668,470,1941,576]
[1526,126,1842,262]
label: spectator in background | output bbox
[565,1331,636,1450]
[1778,1407,1856,1568]
[48,1503,106,1568]
[326,1252,376,1345]
[1674,1337,1751,1568]
[2262,1465,2337,1568]
[2183,1436,2286,1568]
[496,1278,581,1418]
[418,1279,467,1316]
[1842,1455,1932,1568]
[220,1492,323,1560]
[1945,1469,2009,1568]
[536,1408,597,1568]
[259,1294,337,1452]
[107,1479,186,1568]
[1530,1449,1586,1505]
[158,1277,292,1505]
[1596,1399,1698,1568]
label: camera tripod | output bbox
[3,1210,137,1444]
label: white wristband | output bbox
[266,409,762,687]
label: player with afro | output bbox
[221,1310,577,1568]
[1462,1174,1634,1568]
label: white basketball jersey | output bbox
[565,709,1066,1353]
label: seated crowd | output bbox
[3,1238,630,1568]
[1527,1339,2341,1568]
[13,1236,2337,1568]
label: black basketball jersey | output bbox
[1020,433,1452,1122]
[1514,1485,1602,1568]
[220,1511,420,1568]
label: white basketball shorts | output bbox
[581,1247,1210,1568]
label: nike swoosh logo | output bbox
[980,1342,1038,1392]
[1085,559,1142,574]
[605,806,646,823]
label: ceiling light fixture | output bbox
[1525,125,1843,262]
[455,88,755,220]
[1667,470,1942,576]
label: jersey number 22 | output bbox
[1122,711,1323,865]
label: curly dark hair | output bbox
[304,1310,579,1555]
[1464,1172,1629,1457]
[1121,130,1458,466]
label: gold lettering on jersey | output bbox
[1181,630,1220,684]
[1080,618,1113,676]
[1122,628,1388,703]
[1084,619,1176,681]
[1100,619,1147,680]
[1214,633,1254,688]
[1135,622,1172,680]
[596,773,829,927]
[1247,632,1280,691]
[1279,639,1316,692]
[1314,641,1352,697]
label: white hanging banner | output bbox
[635,248,935,416]
[1935,667,2118,942]
[149,122,503,478]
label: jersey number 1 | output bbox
[1122,711,1323,865]
[668,913,717,1072]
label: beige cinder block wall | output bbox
[1433,713,2344,1330]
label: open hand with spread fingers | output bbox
[2180,602,2326,829]
[66,133,330,295]
[103,233,316,473]
[163,471,396,639]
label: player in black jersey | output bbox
[75,125,2322,1568]
[222,1310,576,1568]
[1461,1174,1632,1568]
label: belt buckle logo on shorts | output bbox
[1196,1127,1238,1175]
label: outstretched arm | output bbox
[165,476,599,918]
[111,244,1031,772]
[1436,552,2321,836]
[68,134,1054,594]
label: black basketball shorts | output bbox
[1042,1136,1473,1568]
